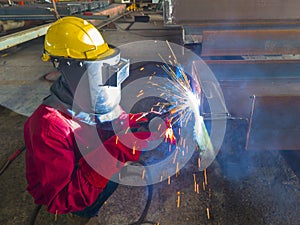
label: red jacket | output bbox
[24,104,150,214]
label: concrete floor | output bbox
[0,12,300,225]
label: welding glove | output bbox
[79,111,175,188]
[79,131,156,188]
[114,111,167,132]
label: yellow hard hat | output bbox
[42,16,114,61]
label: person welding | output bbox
[24,16,169,224]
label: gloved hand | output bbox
[79,131,159,188]
[95,112,152,141]
[114,111,167,132]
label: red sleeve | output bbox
[25,105,103,214]
[78,132,151,188]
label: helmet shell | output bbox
[42,16,112,60]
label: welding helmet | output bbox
[42,16,129,116]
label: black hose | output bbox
[29,204,42,225]
[128,161,155,225]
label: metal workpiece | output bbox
[201,29,300,57]
[0,2,128,51]
[246,95,300,150]
[163,0,300,44]
[0,14,109,21]
[0,23,51,51]
[164,0,300,25]
[0,1,111,17]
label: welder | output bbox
[24,16,166,224]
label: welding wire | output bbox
[177,192,181,208]
[206,208,210,220]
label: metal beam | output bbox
[0,14,109,21]
[246,95,300,150]
[201,29,300,57]
[0,23,51,51]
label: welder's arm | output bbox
[25,125,105,214]
[78,131,155,188]
[113,111,168,132]
[80,111,170,188]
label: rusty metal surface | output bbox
[201,30,300,56]
[214,79,300,119]
[165,0,300,25]
[203,59,300,80]
[245,95,300,150]
[192,59,300,118]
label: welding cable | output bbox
[125,160,157,225]
[0,146,26,176]
[29,204,42,225]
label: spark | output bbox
[204,169,208,185]
[193,174,197,192]
[177,191,181,208]
[176,162,180,177]
[206,207,210,220]
[152,42,214,155]
[197,184,200,194]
